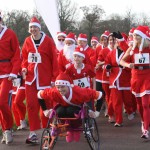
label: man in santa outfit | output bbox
[0,11,21,144]
[58,32,76,72]
[55,31,66,55]
[21,16,59,144]
[37,72,103,143]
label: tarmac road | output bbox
[0,112,150,150]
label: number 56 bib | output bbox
[28,52,42,63]
[134,53,150,64]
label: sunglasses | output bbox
[58,39,65,41]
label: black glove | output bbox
[112,31,123,39]
[106,64,112,70]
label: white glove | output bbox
[88,110,96,118]
[43,109,52,117]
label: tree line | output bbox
[2,0,150,46]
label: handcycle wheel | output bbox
[40,128,57,150]
[83,117,100,150]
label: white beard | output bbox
[63,44,76,62]
[56,41,65,51]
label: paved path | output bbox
[0,112,150,150]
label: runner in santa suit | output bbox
[65,48,97,117]
[120,26,150,139]
[95,30,110,116]
[91,36,99,50]
[0,12,21,144]
[105,40,135,127]
[96,33,116,122]
[21,16,59,144]
[37,72,103,143]
[77,33,96,66]
[55,31,66,56]
[58,32,76,72]
[11,73,27,130]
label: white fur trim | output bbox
[134,30,147,39]
[73,52,85,58]
[78,37,87,41]
[117,38,124,42]
[9,73,17,78]
[55,80,71,86]
[37,90,43,99]
[97,91,103,100]
[29,22,41,29]
[65,38,75,43]
[57,33,66,37]
[101,34,108,38]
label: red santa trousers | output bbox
[136,94,150,131]
[0,78,13,131]
[110,88,134,124]
[25,81,41,131]
[12,89,26,126]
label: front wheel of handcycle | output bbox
[40,128,57,150]
[83,117,100,150]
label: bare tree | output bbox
[80,5,105,44]
[3,10,30,46]
[57,0,78,32]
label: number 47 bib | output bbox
[28,52,42,63]
[134,53,150,64]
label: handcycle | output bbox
[40,103,100,150]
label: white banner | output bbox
[34,0,60,44]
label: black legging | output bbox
[56,105,81,118]
[96,81,105,112]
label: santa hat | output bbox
[65,32,75,43]
[129,27,135,36]
[78,33,87,41]
[57,31,67,38]
[55,73,73,87]
[29,16,41,29]
[101,30,110,38]
[73,47,85,58]
[130,26,149,55]
[91,36,99,43]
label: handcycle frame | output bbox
[40,103,100,150]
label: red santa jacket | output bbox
[105,48,131,90]
[95,45,103,82]
[0,26,21,78]
[98,46,112,83]
[39,86,102,107]
[21,32,59,89]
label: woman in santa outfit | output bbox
[95,33,116,121]
[95,30,110,117]
[120,26,150,139]
[21,16,59,144]
[0,12,21,144]
[105,35,135,127]
[91,36,99,50]
[37,72,103,143]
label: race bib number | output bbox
[13,78,21,87]
[73,77,90,88]
[28,52,41,63]
[134,53,150,64]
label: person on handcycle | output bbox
[37,72,103,143]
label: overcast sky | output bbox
[1,0,150,17]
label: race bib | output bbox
[134,53,150,64]
[13,78,21,87]
[73,77,90,88]
[28,52,41,63]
